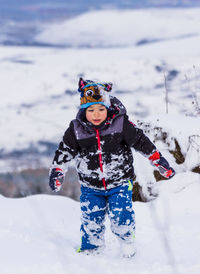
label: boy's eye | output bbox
[85,90,94,96]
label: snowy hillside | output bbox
[35,9,200,48]
[0,7,200,273]
[1,172,200,274]
[1,12,200,174]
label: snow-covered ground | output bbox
[0,8,200,273]
[1,172,200,274]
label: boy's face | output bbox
[86,104,107,126]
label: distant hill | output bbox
[1,0,200,22]
[1,0,200,48]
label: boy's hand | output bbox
[49,167,64,192]
[149,151,175,179]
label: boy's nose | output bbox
[94,111,99,117]
[93,95,101,100]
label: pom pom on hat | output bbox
[78,77,112,108]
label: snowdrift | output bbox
[1,172,200,274]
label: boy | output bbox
[49,78,174,257]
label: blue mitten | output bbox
[49,167,64,192]
[149,151,175,179]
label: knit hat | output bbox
[78,77,112,108]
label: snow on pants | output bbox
[80,180,135,251]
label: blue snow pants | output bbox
[79,180,135,251]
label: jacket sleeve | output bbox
[123,115,156,155]
[52,121,79,166]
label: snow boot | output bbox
[120,240,136,258]
[77,247,103,256]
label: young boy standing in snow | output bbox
[49,78,174,257]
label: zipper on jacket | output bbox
[95,128,106,190]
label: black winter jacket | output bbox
[52,97,156,190]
